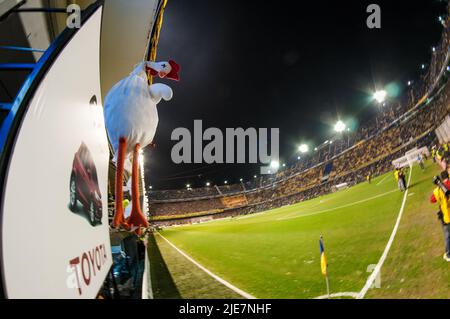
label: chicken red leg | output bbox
[127,143,149,233]
[112,137,128,228]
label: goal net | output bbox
[392,146,430,168]
[331,182,348,193]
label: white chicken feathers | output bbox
[104,62,173,157]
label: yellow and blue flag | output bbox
[319,236,327,276]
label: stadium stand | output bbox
[148,5,450,225]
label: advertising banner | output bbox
[1,8,112,298]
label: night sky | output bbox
[146,0,447,190]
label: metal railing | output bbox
[0,0,103,152]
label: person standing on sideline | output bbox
[418,154,425,170]
[394,167,406,191]
[430,170,450,262]
[366,172,372,184]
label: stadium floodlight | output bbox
[270,160,280,170]
[432,47,436,52]
[298,144,309,153]
[206,182,211,187]
[447,66,450,72]
[254,175,257,178]
[314,147,318,151]
[421,64,425,69]
[282,163,286,167]
[149,185,152,189]
[239,178,243,182]
[297,156,301,160]
[334,120,346,133]
[407,80,412,86]
[186,184,191,188]
[373,90,387,104]
[224,180,228,184]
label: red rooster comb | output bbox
[166,60,180,81]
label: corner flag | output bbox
[319,236,327,276]
[319,235,330,297]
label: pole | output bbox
[325,275,330,299]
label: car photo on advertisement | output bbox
[69,142,103,226]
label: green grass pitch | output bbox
[150,161,450,299]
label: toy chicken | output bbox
[104,60,179,234]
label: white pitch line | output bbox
[277,189,398,221]
[357,168,413,299]
[156,232,257,299]
[314,292,359,299]
[376,174,390,186]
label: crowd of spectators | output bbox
[149,197,225,218]
[148,6,450,222]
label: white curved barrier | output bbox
[0,4,112,298]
